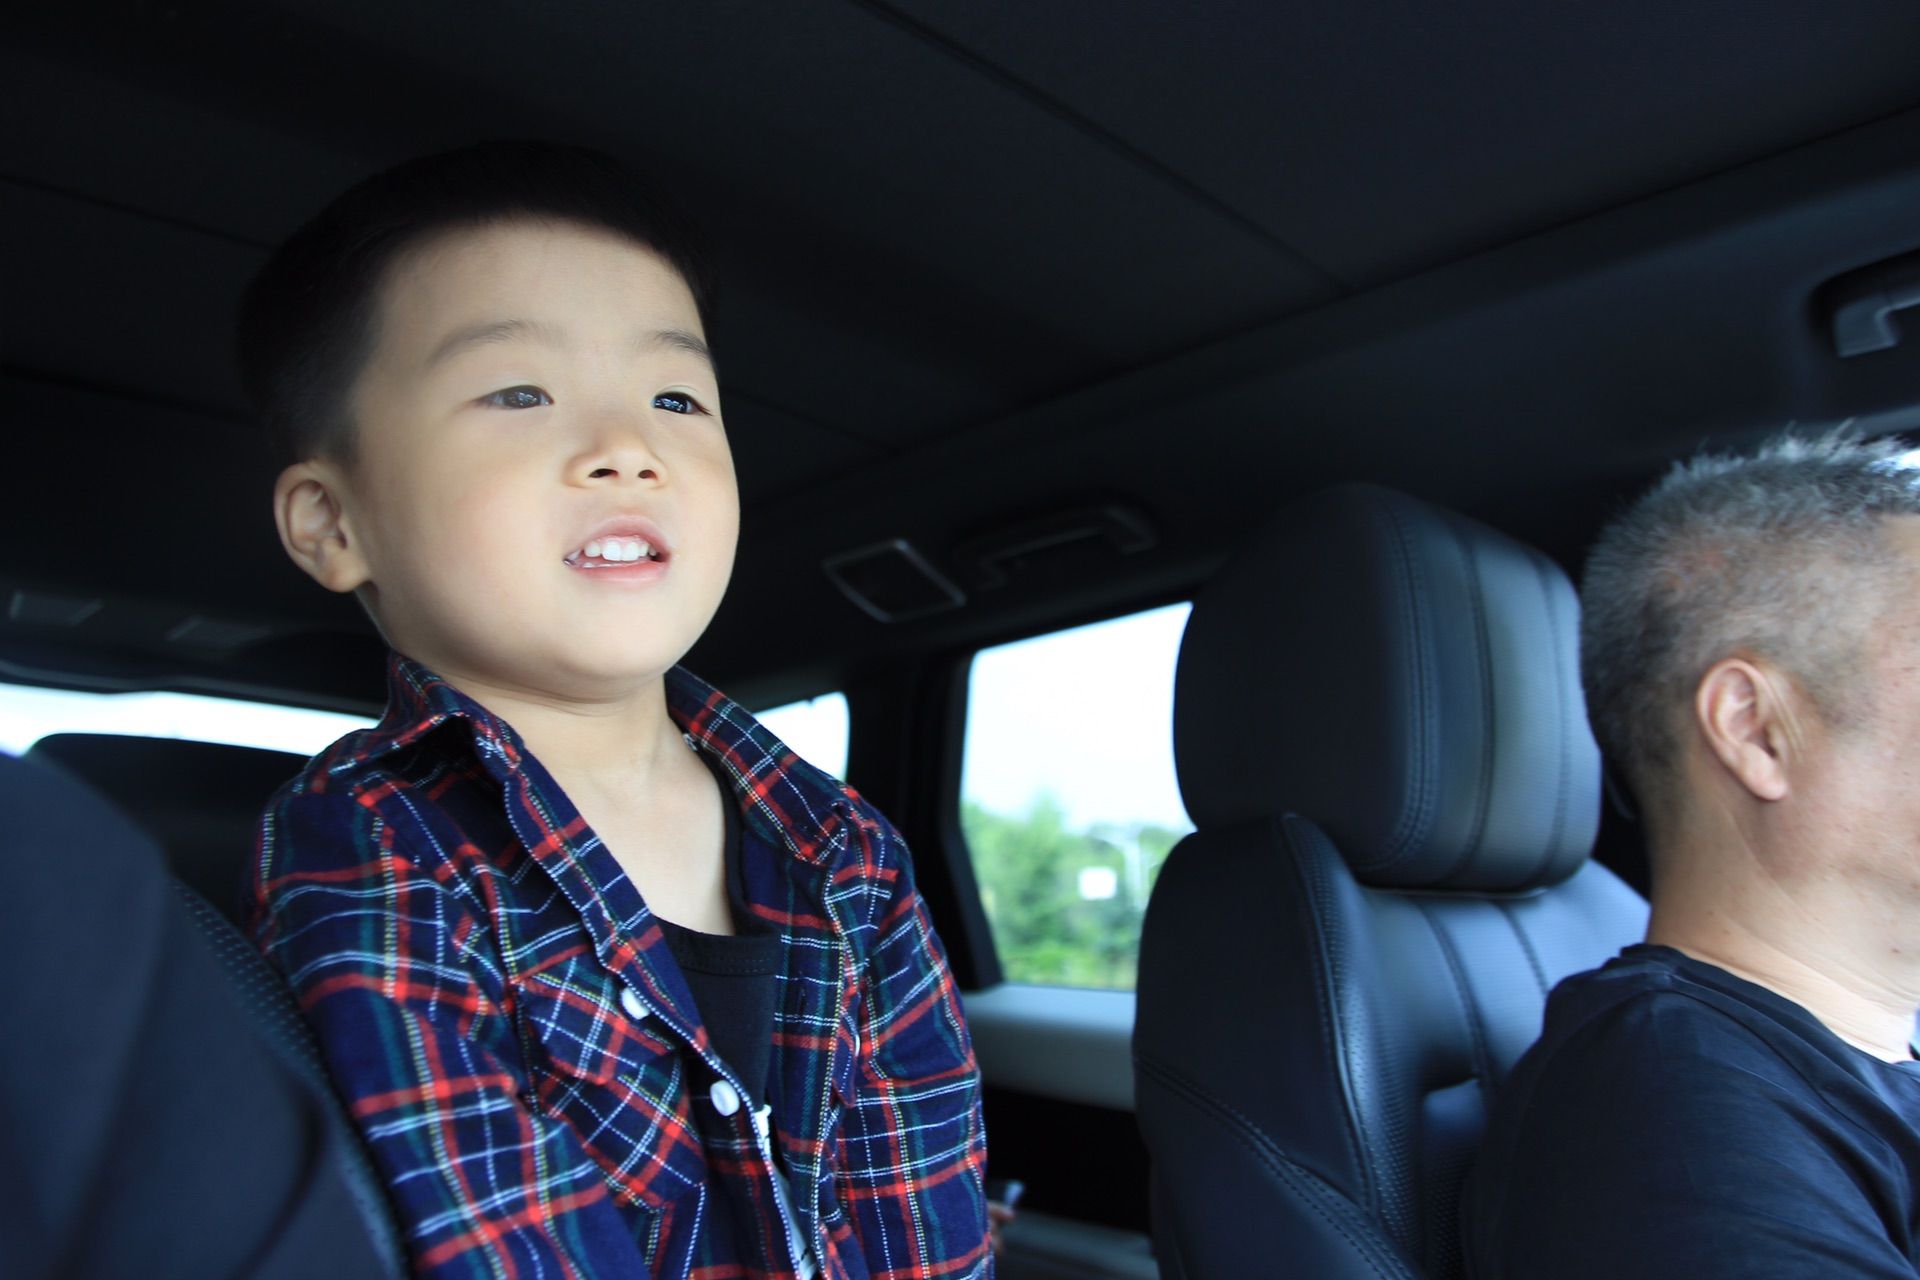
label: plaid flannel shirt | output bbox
[248,655,990,1279]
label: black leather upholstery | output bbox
[4,748,404,1277]
[1173,484,1598,891]
[27,732,305,924]
[1135,484,1647,1280]
[22,733,406,1274]
[172,880,408,1273]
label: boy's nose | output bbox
[571,421,666,485]
[584,460,658,482]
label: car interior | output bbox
[9,3,1920,1277]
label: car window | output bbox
[753,691,850,780]
[961,603,1193,990]
[0,679,855,782]
[0,681,374,756]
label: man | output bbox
[1464,432,1920,1278]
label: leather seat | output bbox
[23,733,406,1273]
[1133,484,1647,1280]
[27,733,306,925]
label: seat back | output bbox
[1133,485,1646,1280]
[27,733,305,924]
[23,733,407,1275]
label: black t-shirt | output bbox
[1463,944,1920,1279]
[655,755,782,1105]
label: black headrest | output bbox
[26,734,307,922]
[1174,484,1599,892]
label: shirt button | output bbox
[709,1079,743,1116]
[619,988,647,1021]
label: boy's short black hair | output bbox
[236,139,714,467]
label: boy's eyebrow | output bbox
[423,317,564,370]
[422,320,714,371]
[650,328,714,368]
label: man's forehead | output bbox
[1881,513,1920,558]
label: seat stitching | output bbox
[1447,517,1496,884]
[1285,815,1375,1198]
[1135,1055,1418,1280]
[1532,552,1574,882]
[1416,900,1498,1099]
[1494,900,1551,998]
[1375,496,1434,873]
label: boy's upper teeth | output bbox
[579,537,653,562]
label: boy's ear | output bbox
[273,461,371,594]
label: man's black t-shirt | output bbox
[1463,944,1920,1279]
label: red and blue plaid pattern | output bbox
[248,656,990,1278]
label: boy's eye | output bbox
[653,392,703,415]
[482,385,552,410]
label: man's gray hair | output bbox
[1581,430,1920,815]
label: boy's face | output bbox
[276,219,738,700]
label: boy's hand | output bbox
[987,1200,1017,1256]
[983,1177,1023,1257]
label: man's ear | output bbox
[273,461,371,594]
[1694,657,1797,803]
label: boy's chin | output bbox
[401,623,698,701]
[535,644,692,693]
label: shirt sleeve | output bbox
[836,809,993,1279]
[250,778,653,1280]
[1464,993,1920,1280]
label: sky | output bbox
[765,603,1193,833]
[960,603,1192,833]
[0,603,1194,836]
[0,681,373,757]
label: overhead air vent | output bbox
[165,615,278,654]
[823,539,966,623]
[8,589,104,627]
[5,583,289,658]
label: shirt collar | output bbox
[349,652,855,865]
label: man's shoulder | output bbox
[1472,947,1876,1223]
[1467,956,1920,1278]
[1516,949,1821,1101]
[1540,948,1754,1042]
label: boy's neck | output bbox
[419,660,733,932]
[432,664,691,801]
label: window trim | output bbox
[844,654,1005,990]
[964,983,1135,1111]
[953,602,1192,994]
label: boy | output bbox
[240,141,991,1279]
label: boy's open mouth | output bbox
[563,537,669,569]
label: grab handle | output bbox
[1827,250,1920,357]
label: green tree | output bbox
[962,793,1190,990]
